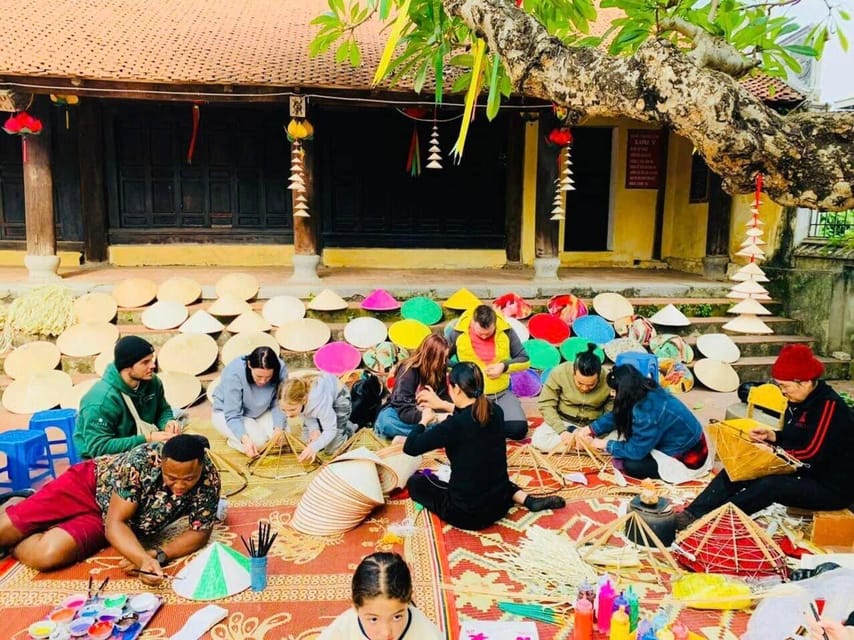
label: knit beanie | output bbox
[114,335,155,370]
[770,344,824,381]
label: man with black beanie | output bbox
[73,335,183,459]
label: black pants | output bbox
[687,471,850,519]
[406,473,516,531]
[621,456,661,480]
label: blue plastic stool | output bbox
[615,352,659,380]
[0,429,57,491]
[28,408,79,464]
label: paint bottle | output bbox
[613,591,628,615]
[579,579,596,607]
[626,585,639,631]
[597,579,616,634]
[637,619,658,640]
[610,605,630,640]
[670,621,689,640]
[574,598,594,640]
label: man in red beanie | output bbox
[677,344,853,528]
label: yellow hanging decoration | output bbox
[372,0,413,87]
[450,38,486,163]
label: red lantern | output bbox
[547,127,572,146]
[3,111,43,163]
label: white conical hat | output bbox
[158,371,203,409]
[343,317,388,349]
[157,277,202,306]
[376,444,423,491]
[2,369,73,414]
[592,292,633,321]
[326,458,384,505]
[205,376,221,403]
[227,311,272,334]
[3,341,61,380]
[94,350,113,377]
[173,542,250,601]
[696,333,741,364]
[179,310,225,334]
[141,300,189,330]
[307,289,348,311]
[722,314,773,334]
[56,322,120,357]
[208,295,252,318]
[726,289,771,301]
[221,331,280,366]
[505,316,530,342]
[262,296,306,326]
[275,318,331,352]
[727,298,771,315]
[60,378,99,410]
[693,358,740,392]
[736,245,766,259]
[214,273,259,301]
[649,303,690,327]
[157,334,219,375]
[113,278,158,308]
[729,280,769,296]
[732,263,769,282]
[74,292,118,324]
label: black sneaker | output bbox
[524,495,566,512]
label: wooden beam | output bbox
[534,121,560,259]
[78,99,108,261]
[292,138,317,255]
[23,98,56,256]
[0,89,33,112]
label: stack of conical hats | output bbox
[723,174,773,335]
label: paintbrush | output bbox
[94,576,110,598]
[809,601,830,640]
[128,569,185,580]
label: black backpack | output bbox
[349,371,385,429]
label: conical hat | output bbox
[732,263,768,282]
[592,292,633,321]
[510,369,543,398]
[528,313,570,345]
[262,296,306,326]
[344,316,387,349]
[157,277,202,305]
[221,331,280,366]
[334,446,401,494]
[524,338,561,370]
[649,334,694,363]
[387,319,431,350]
[729,280,769,296]
[275,318,331,352]
[505,316,530,342]
[179,310,224,334]
[207,295,252,318]
[157,334,219,375]
[548,294,588,325]
[696,333,740,363]
[214,273,259,301]
[56,322,119,357]
[2,369,73,414]
[722,314,773,334]
[326,458,384,505]
[173,542,250,601]
[314,341,362,375]
[603,337,646,363]
[693,358,740,392]
[362,341,406,374]
[400,297,443,325]
[158,371,203,409]
[727,298,771,315]
[60,378,99,410]
[492,293,533,320]
[649,304,690,327]
[227,311,272,334]
[572,315,616,345]
[376,444,423,490]
[627,317,657,346]
[74,292,117,324]
[443,288,481,311]
[659,360,695,393]
[205,376,221,403]
[94,350,113,377]
[559,336,605,364]
[361,289,400,311]
[112,278,158,308]
[307,289,347,311]
[4,341,61,379]
[141,300,189,330]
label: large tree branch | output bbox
[444,0,854,210]
[658,17,758,76]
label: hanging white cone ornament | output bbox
[426,123,443,170]
[289,141,310,217]
[560,145,576,192]
[550,180,565,220]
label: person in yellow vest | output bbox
[445,305,530,439]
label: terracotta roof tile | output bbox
[739,72,805,103]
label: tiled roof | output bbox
[739,72,805,103]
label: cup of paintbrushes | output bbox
[249,555,268,591]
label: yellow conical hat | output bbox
[443,288,481,311]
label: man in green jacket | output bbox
[74,336,182,459]
[538,343,612,438]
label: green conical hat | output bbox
[401,296,443,325]
[523,338,561,370]
[173,542,251,601]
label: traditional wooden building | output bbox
[0,0,804,280]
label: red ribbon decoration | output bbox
[3,112,43,164]
[186,104,201,164]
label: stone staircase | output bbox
[0,292,848,425]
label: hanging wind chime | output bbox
[426,118,443,170]
[546,127,574,220]
[286,118,314,217]
[3,111,43,163]
[49,94,79,130]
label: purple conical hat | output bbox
[361,289,401,311]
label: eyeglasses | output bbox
[773,379,803,391]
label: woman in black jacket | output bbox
[403,362,565,530]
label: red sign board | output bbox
[625,129,664,189]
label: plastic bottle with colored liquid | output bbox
[597,579,616,634]
[610,605,631,640]
[574,598,594,640]
[670,621,689,640]
[626,585,639,631]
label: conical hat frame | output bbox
[203,448,249,497]
[247,430,316,480]
[573,509,682,583]
[545,431,608,473]
[330,428,389,458]
[506,444,565,491]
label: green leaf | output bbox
[486,55,501,120]
[451,71,473,93]
[839,9,850,20]
[379,0,392,20]
[839,28,849,52]
[784,44,819,57]
[329,0,345,16]
[348,40,362,66]
[449,54,474,67]
[413,61,429,93]
[335,40,350,64]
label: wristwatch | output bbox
[155,548,168,566]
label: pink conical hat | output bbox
[361,289,401,311]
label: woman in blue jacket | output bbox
[211,346,287,457]
[574,364,706,479]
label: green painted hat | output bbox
[523,338,561,370]
[400,296,443,325]
[559,336,605,364]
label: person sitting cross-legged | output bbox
[0,434,220,585]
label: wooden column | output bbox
[532,124,561,279]
[79,99,108,262]
[503,114,524,263]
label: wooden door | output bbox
[563,127,613,251]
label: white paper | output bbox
[170,604,228,640]
[800,554,854,570]
[459,620,539,639]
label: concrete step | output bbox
[723,356,849,382]
[685,334,818,358]
[674,316,801,335]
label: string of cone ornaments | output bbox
[547,127,574,220]
[286,119,314,217]
[426,119,443,170]
[723,173,773,334]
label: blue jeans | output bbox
[374,406,417,439]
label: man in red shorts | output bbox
[0,434,220,585]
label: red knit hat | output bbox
[771,344,824,381]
